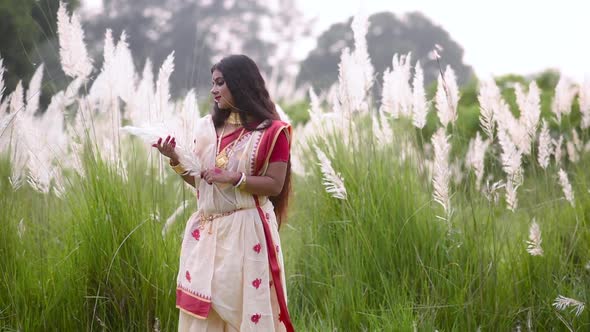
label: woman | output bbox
[153,54,294,332]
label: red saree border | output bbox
[176,287,212,319]
[253,196,295,332]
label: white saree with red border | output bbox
[176,115,293,331]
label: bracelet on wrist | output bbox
[170,160,188,175]
[234,172,246,188]
[238,174,247,190]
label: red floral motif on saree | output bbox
[191,229,200,241]
[252,278,262,289]
[185,270,191,283]
[251,313,261,324]
[253,243,261,254]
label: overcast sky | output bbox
[82,0,589,81]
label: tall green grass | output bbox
[288,118,590,331]
[0,141,194,330]
[2,119,590,331]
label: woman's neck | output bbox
[226,111,241,125]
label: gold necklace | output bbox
[215,125,246,169]
[226,112,241,125]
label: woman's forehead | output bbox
[212,69,223,79]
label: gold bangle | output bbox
[170,161,187,175]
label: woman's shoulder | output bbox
[268,119,291,130]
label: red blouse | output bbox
[217,125,290,168]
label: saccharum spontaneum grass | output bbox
[2,6,590,331]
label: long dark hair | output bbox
[210,54,291,227]
[210,54,278,131]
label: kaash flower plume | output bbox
[465,132,489,190]
[431,128,452,218]
[9,81,24,114]
[314,146,347,200]
[57,2,92,79]
[308,87,323,124]
[515,81,541,139]
[155,52,175,121]
[337,13,373,114]
[477,79,499,139]
[372,113,393,147]
[497,129,522,180]
[412,61,428,129]
[113,31,135,104]
[551,77,577,123]
[25,64,44,114]
[505,177,520,212]
[435,66,459,128]
[350,12,374,96]
[0,113,16,137]
[380,53,412,118]
[553,296,585,317]
[130,59,156,124]
[558,168,575,207]
[526,219,543,256]
[537,120,552,169]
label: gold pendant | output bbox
[215,149,229,169]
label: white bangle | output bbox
[234,172,246,188]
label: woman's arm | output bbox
[170,158,197,188]
[152,135,198,188]
[201,162,288,197]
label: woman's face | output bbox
[210,69,235,110]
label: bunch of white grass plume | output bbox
[497,128,523,211]
[465,132,490,191]
[526,219,543,256]
[558,168,575,207]
[477,79,501,139]
[514,82,541,140]
[435,65,459,128]
[372,112,394,147]
[537,120,552,169]
[553,296,585,317]
[380,53,413,118]
[504,177,520,212]
[314,145,347,200]
[307,87,323,124]
[431,128,452,220]
[412,61,428,129]
[337,13,373,114]
[57,1,92,79]
[551,76,577,123]
[497,129,523,181]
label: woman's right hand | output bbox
[152,135,179,161]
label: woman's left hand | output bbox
[200,168,240,185]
